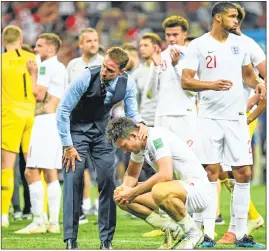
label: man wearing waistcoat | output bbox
[56,47,147,250]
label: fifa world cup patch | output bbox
[153,138,164,150]
[39,66,46,75]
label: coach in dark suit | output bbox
[56,47,147,250]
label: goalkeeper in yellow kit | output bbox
[2,25,36,227]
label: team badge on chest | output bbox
[230,46,240,55]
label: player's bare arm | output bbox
[122,160,143,188]
[256,60,266,81]
[242,64,266,99]
[150,44,161,66]
[247,98,266,125]
[132,156,173,198]
[26,59,47,101]
[182,69,233,91]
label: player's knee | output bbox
[152,183,169,206]
[233,166,252,183]
[24,168,33,183]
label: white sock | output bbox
[2,214,8,222]
[29,181,44,224]
[228,188,236,233]
[233,182,250,240]
[82,198,91,211]
[177,213,197,234]
[145,211,179,232]
[202,182,218,240]
[193,212,203,229]
[47,180,61,224]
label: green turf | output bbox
[1,184,266,249]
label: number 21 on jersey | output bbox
[206,55,216,69]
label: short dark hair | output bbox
[211,2,237,18]
[162,16,189,32]
[106,47,129,70]
[106,117,136,145]
[141,33,161,47]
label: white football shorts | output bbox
[155,115,197,150]
[179,179,213,214]
[195,117,253,166]
[26,113,62,169]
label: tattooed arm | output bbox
[35,92,61,116]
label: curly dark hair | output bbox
[106,117,136,145]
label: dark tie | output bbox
[100,82,107,100]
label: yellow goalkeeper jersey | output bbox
[2,48,36,112]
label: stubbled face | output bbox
[139,38,155,60]
[100,55,121,82]
[220,8,239,33]
[79,31,99,57]
[34,38,51,61]
[165,26,187,46]
[115,136,142,154]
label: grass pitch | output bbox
[1,184,266,249]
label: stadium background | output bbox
[1,1,267,249]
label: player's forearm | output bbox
[182,75,213,91]
[247,99,266,125]
[145,66,160,99]
[122,174,138,188]
[133,172,172,197]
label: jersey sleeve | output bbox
[242,50,251,67]
[47,66,68,98]
[148,131,172,161]
[130,151,144,163]
[38,63,51,87]
[182,40,199,71]
[249,39,266,67]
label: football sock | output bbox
[2,169,14,215]
[192,212,203,229]
[177,213,198,234]
[203,182,218,240]
[47,180,61,224]
[228,188,236,234]
[29,181,44,224]
[233,182,250,240]
[82,198,91,211]
[145,211,179,231]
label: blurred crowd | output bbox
[2,1,267,66]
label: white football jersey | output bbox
[131,127,208,182]
[67,54,104,83]
[37,56,68,99]
[184,33,251,120]
[147,45,196,116]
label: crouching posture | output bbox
[106,117,214,249]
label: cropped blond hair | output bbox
[38,33,62,52]
[79,28,98,41]
[2,25,23,44]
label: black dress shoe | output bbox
[100,240,112,249]
[66,239,78,249]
